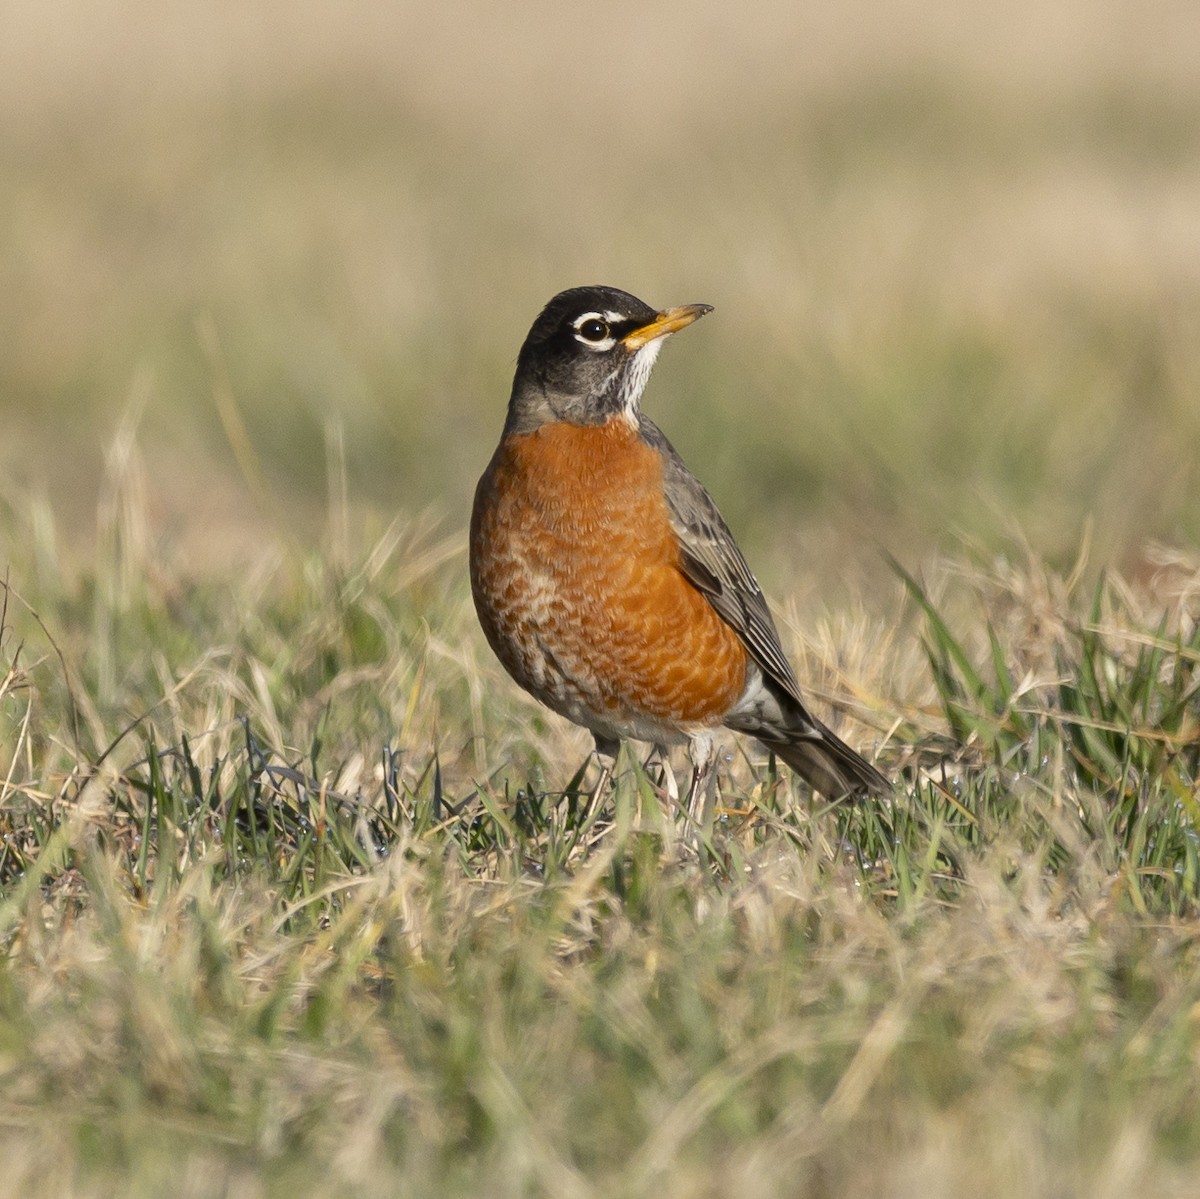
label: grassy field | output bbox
[3,2,1200,1195]
[2,492,1199,1197]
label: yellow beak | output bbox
[622,303,713,350]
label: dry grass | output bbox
[2,457,1200,1194]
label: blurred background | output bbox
[2,0,1198,601]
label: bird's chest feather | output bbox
[469,416,748,729]
[471,418,676,614]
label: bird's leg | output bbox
[658,744,680,804]
[640,743,679,802]
[584,735,620,822]
[684,732,718,835]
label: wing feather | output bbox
[638,417,889,797]
[638,418,803,698]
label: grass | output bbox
[2,466,1199,1196]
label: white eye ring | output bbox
[571,311,618,350]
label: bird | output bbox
[469,285,888,815]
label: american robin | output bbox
[470,285,888,807]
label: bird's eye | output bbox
[577,317,610,343]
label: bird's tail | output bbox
[760,724,890,799]
[725,673,890,799]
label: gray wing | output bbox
[638,418,804,700]
[639,417,890,798]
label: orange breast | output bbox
[470,417,748,739]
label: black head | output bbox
[504,285,712,434]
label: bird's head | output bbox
[505,285,711,433]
